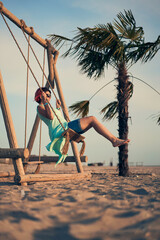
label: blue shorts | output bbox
[68,119,85,134]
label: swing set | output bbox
[0,2,91,185]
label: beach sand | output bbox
[0,164,160,240]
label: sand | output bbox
[0,164,160,240]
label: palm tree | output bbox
[49,10,160,176]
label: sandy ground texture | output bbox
[0,164,160,240]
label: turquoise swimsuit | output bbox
[37,107,68,165]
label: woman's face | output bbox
[45,91,51,100]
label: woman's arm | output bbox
[37,92,54,120]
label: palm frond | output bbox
[150,112,160,126]
[157,115,160,125]
[100,101,118,120]
[49,10,159,79]
[141,36,160,62]
[113,10,144,42]
[100,80,133,121]
[128,35,160,62]
[127,80,134,99]
[129,76,160,96]
[74,26,125,72]
[75,26,118,50]
[69,100,90,118]
[78,50,106,78]
[48,34,72,48]
[155,113,160,126]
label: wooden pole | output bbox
[0,148,29,159]
[53,64,84,173]
[47,40,55,89]
[22,114,40,173]
[0,171,15,177]
[17,172,91,183]
[29,155,88,163]
[27,115,40,154]
[0,70,26,185]
[0,1,47,48]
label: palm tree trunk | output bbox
[117,62,129,176]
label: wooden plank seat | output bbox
[61,128,85,156]
[23,161,44,165]
[62,128,85,143]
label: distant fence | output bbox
[129,162,143,166]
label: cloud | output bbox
[72,0,160,16]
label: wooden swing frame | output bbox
[0,2,91,185]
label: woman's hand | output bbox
[41,91,48,104]
[56,99,61,109]
[38,91,53,120]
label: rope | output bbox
[30,26,34,35]
[20,19,27,29]
[38,48,45,164]
[79,141,85,157]
[24,34,30,149]
[42,48,46,84]
[0,12,66,131]
[20,26,58,101]
[62,131,70,155]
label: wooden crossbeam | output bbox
[0,1,47,48]
[0,148,29,159]
[28,155,88,163]
[15,172,92,183]
[0,171,15,177]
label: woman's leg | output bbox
[79,116,130,147]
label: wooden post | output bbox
[27,115,40,154]
[0,70,26,185]
[0,171,15,177]
[0,148,29,159]
[53,64,84,173]
[46,40,55,89]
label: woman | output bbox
[35,87,130,164]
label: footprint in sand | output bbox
[129,188,149,196]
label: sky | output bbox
[0,0,160,166]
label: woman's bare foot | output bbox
[112,138,130,147]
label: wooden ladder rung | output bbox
[23,161,44,165]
